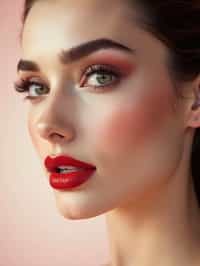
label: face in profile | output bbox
[18,0,188,219]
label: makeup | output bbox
[49,169,96,190]
[44,155,96,190]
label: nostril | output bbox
[50,133,65,142]
[50,130,75,142]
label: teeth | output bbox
[56,166,82,173]
[57,166,80,170]
[58,169,78,173]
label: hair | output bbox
[21,0,200,205]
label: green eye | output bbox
[88,72,116,86]
[14,79,49,100]
[29,83,48,96]
[82,64,121,90]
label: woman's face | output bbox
[19,0,188,219]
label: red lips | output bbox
[44,155,96,172]
[44,155,96,190]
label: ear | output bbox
[186,75,200,129]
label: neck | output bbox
[105,151,200,266]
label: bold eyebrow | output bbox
[17,38,135,73]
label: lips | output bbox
[44,155,96,190]
[44,154,96,173]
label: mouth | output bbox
[44,154,96,190]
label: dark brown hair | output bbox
[21,0,200,205]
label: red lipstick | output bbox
[44,155,96,190]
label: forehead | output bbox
[21,0,139,55]
[21,0,170,77]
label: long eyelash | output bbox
[14,79,37,93]
[84,64,120,78]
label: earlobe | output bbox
[187,85,200,128]
[191,86,200,111]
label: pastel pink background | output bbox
[0,1,110,265]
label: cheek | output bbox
[27,115,40,153]
[92,85,176,161]
[27,112,48,160]
[28,113,36,144]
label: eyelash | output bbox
[14,64,122,101]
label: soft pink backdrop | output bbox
[0,1,110,265]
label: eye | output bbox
[80,64,121,92]
[14,79,49,101]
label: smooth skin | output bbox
[18,0,200,265]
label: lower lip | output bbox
[49,169,96,190]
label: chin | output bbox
[54,196,115,220]
[56,204,106,220]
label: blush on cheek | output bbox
[95,107,150,157]
[94,86,175,158]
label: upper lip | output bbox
[44,154,96,172]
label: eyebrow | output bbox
[17,38,135,72]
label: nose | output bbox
[35,90,76,144]
[37,123,75,144]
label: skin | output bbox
[18,0,200,265]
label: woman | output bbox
[14,0,200,266]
